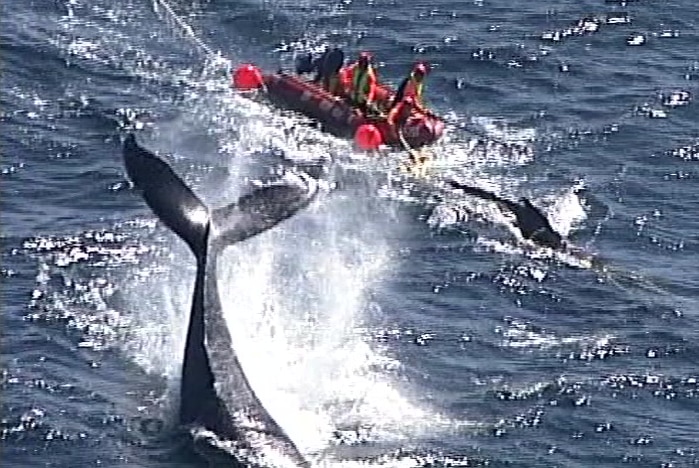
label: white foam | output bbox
[543,180,587,238]
[214,190,440,454]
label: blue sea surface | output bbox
[2,0,699,466]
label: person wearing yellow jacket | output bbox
[392,62,429,111]
[341,52,378,112]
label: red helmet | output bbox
[413,62,428,76]
[358,52,373,66]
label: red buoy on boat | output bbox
[232,64,264,90]
[354,123,383,150]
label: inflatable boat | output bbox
[231,64,445,150]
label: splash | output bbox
[107,48,463,461]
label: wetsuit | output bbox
[314,48,345,93]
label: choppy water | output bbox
[2,0,699,466]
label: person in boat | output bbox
[392,62,429,111]
[315,47,345,94]
[294,47,345,94]
[387,95,430,169]
[388,95,419,132]
[295,52,315,75]
[342,52,379,114]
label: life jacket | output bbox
[339,66,352,89]
[350,64,377,104]
[388,100,414,127]
[403,74,424,106]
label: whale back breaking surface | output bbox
[447,180,564,249]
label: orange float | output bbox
[354,124,383,150]
[232,64,264,90]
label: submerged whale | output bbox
[447,180,564,250]
[123,134,315,466]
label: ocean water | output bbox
[2,0,698,466]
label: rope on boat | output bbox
[151,0,230,70]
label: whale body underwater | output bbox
[122,134,315,466]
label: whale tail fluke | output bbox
[123,134,318,257]
[212,175,318,247]
[123,134,210,259]
[123,134,314,466]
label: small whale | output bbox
[447,180,564,250]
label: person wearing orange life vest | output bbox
[387,95,418,129]
[388,95,430,169]
[392,62,429,111]
[344,52,379,113]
